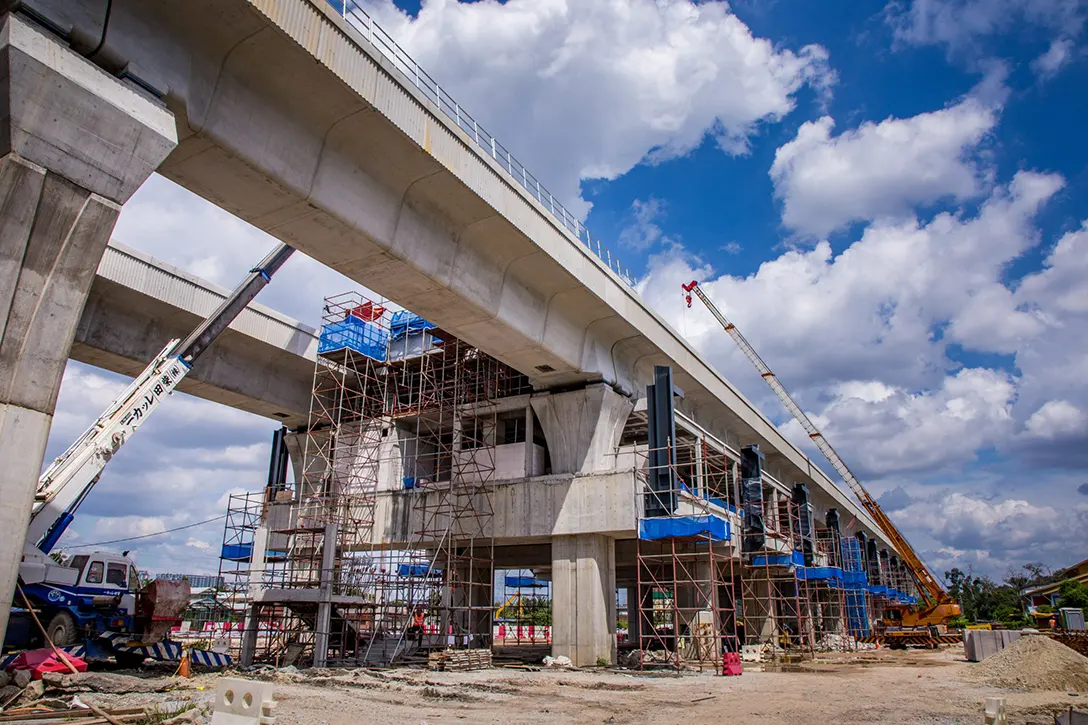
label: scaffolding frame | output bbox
[226,292,532,667]
[739,493,818,662]
[633,438,740,673]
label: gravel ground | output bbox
[48,648,1087,725]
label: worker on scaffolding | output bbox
[408,606,426,645]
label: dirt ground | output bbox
[79,648,1085,725]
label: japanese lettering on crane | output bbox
[118,361,186,428]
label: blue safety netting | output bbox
[839,538,870,635]
[638,514,730,541]
[319,315,389,360]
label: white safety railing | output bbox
[324,0,636,286]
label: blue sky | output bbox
[48,0,1088,582]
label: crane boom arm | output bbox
[27,243,295,554]
[682,280,948,608]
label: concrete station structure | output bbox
[0,0,919,667]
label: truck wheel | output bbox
[45,611,78,647]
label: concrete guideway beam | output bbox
[0,13,176,642]
[73,241,317,428]
[551,533,616,666]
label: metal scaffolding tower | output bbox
[225,292,529,667]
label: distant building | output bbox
[1022,557,1088,611]
[157,573,224,590]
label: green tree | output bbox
[1057,579,1088,610]
[944,567,1024,623]
[524,597,552,626]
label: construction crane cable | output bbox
[59,514,227,549]
[682,281,947,608]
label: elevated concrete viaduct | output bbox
[8,0,884,528]
[77,240,316,428]
[1,0,908,662]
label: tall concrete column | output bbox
[0,13,176,642]
[551,533,616,666]
[530,384,633,474]
[283,430,309,487]
[312,523,338,668]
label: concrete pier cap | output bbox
[0,10,176,643]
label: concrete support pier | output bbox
[551,534,616,666]
[0,13,175,640]
[530,385,633,474]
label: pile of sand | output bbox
[964,634,1088,692]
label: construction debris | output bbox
[965,634,1088,692]
[543,655,573,669]
[40,672,176,694]
[427,649,492,672]
[0,705,149,723]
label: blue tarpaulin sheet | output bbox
[751,550,804,568]
[390,310,437,340]
[797,566,844,581]
[638,515,730,541]
[504,576,548,588]
[220,543,286,562]
[319,316,389,360]
[398,564,440,578]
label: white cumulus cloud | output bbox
[356,0,835,216]
[1023,400,1088,439]
[770,86,1001,237]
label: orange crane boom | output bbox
[681,280,953,612]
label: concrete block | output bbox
[979,631,997,661]
[967,630,1006,662]
[984,697,1007,725]
[964,630,978,661]
[211,678,275,725]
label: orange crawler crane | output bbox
[682,281,961,642]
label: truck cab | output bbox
[65,552,140,614]
[12,551,140,648]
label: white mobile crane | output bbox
[681,281,961,638]
[6,243,294,659]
